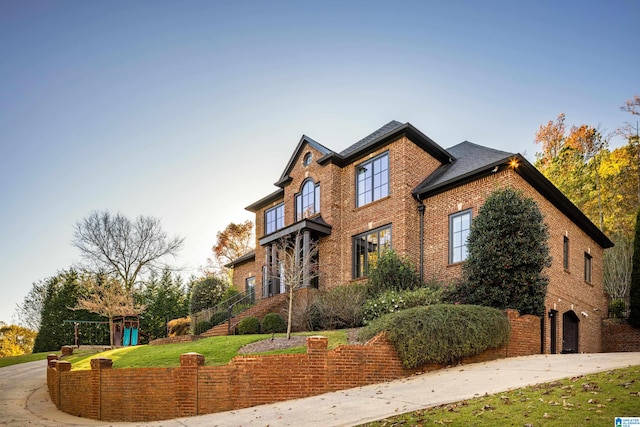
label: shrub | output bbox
[458,188,551,316]
[209,311,228,326]
[189,275,229,314]
[194,319,212,335]
[237,316,261,335]
[362,286,443,323]
[366,250,422,297]
[359,304,510,368]
[609,299,627,319]
[311,284,368,330]
[167,317,190,336]
[262,313,286,333]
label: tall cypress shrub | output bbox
[628,209,640,327]
[455,188,552,316]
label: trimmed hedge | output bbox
[237,316,261,335]
[262,313,286,333]
[360,304,510,368]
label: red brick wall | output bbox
[48,310,539,422]
[601,320,640,352]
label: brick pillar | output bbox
[176,353,205,417]
[90,358,113,420]
[47,354,58,368]
[306,336,328,395]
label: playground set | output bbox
[65,316,140,347]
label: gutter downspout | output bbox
[415,195,425,283]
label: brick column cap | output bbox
[90,358,113,370]
[55,360,72,372]
[180,352,205,367]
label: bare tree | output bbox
[74,275,146,347]
[72,210,184,293]
[604,234,633,300]
[13,280,47,330]
[270,231,319,339]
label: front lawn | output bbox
[360,366,640,426]
[71,330,347,370]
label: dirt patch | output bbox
[238,328,365,354]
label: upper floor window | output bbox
[265,203,285,234]
[356,152,389,207]
[353,225,392,278]
[449,209,472,264]
[563,236,570,270]
[296,179,320,221]
[303,152,313,167]
[584,252,592,283]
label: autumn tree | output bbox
[535,113,566,165]
[270,231,319,339]
[75,274,146,347]
[72,210,184,294]
[207,220,254,280]
[0,322,37,357]
[629,209,640,328]
[619,95,640,204]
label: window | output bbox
[296,179,320,221]
[356,152,389,207]
[353,225,392,278]
[245,277,255,303]
[563,236,570,270]
[265,203,284,235]
[584,252,592,283]
[303,152,313,166]
[449,210,472,264]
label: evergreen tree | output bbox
[628,209,640,327]
[137,269,189,341]
[455,188,552,316]
[32,269,100,352]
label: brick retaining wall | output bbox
[601,320,640,352]
[47,310,540,422]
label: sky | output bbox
[1,0,638,325]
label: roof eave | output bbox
[414,154,613,249]
[245,189,285,213]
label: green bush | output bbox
[194,320,213,335]
[362,286,443,323]
[610,299,627,319]
[262,313,286,333]
[359,304,510,368]
[311,284,368,330]
[236,316,261,335]
[366,250,422,297]
[209,311,229,326]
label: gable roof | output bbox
[275,135,334,187]
[412,141,613,249]
[245,188,284,213]
[318,121,453,167]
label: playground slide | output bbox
[123,327,131,346]
[131,327,139,346]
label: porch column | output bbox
[263,246,270,298]
[271,244,278,295]
[303,230,310,287]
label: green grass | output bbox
[0,351,52,368]
[360,366,640,426]
[71,330,347,370]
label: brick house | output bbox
[227,120,613,354]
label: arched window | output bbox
[296,179,320,221]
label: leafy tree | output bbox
[72,210,184,293]
[33,269,99,352]
[454,188,551,316]
[136,269,189,342]
[74,274,146,347]
[604,234,633,302]
[0,322,37,357]
[189,275,229,314]
[629,209,640,328]
[207,220,254,280]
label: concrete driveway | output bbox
[2,352,639,426]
